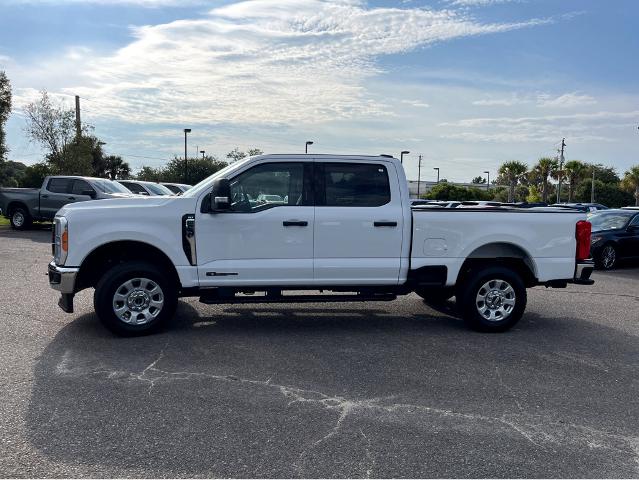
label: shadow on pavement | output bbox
[0,224,52,244]
[25,300,639,477]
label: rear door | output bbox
[68,179,96,204]
[313,161,404,285]
[41,177,73,219]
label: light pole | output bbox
[433,167,440,184]
[400,150,409,164]
[484,171,490,191]
[591,168,595,203]
[305,141,313,154]
[183,128,191,184]
[417,155,423,198]
[200,150,205,159]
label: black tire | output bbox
[415,286,455,304]
[9,207,32,230]
[456,266,526,332]
[595,244,617,270]
[94,261,178,336]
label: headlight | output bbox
[591,235,603,245]
[53,216,68,265]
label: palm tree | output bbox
[621,165,639,206]
[105,155,131,180]
[533,157,558,203]
[563,160,587,202]
[498,161,528,202]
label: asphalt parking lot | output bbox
[0,226,638,478]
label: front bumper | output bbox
[573,260,595,285]
[48,261,79,293]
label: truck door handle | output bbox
[41,194,49,199]
[374,221,397,227]
[283,220,308,227]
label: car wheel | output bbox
[415,286,455,304]
[457,266,526,332]
[94,261,178,336]
[9,207,32,230]
[596,244,617,270]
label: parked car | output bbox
[411,200,461,208]
[161,183,192,195]
[117,180,175,196]
[0,176,134,230]
[48,154,594,336]
[551,202,608,212]
[256,193,285,204]
[588,208,639,269]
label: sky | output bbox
[1,0,638,182]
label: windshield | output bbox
[589,211,633,231]
[92,179,132,194]
[182,160,247,198]
[144,183,174,195]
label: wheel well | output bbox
[76,241,180,292]
[457,242,537,287]
[6,201,29,217]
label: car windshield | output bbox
[145,183,174,195]
[589,211,633,231]
[92,179,131,194]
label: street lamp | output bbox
[417,155,423,198]
[400,150,409,164]
[484,171,490,191]
[183,128,191,183]
[200,150,205,159]
[433,167,440,183]
[305,141,313,154]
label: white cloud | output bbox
[12,0,552,126]
[5,0,203,6]
[401,99,430,108]
[536,92,597,108]
[447,0,518,6]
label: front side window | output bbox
[47,178,71,193]
[145,183,173,195]
[71,179,94,195]
[120,182,147,195]
[321,163,391,207]
[229,162,306,212]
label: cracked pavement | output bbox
[0,226,638,477]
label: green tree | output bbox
[496,161,528,202]
[471,176,486,184]
[583,163,620,185]
[226,147,246,163]
[621,165,639,206]
[0,71,11,162]
[19,162,52,188]
[104,155,131,180]
[563,160,587,202]
[574,179,634,208]
[532,157,558,203]
[424,183,492,201]
[247,148,263,156]
[136,166,162,182]
[0,160,26,187]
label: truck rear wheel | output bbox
[10,207,32,230]
[94,261,177,336]
[456,266,526,332]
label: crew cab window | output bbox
[47,178,71,193]
[321,163,390,207]
[71,179,94,195]
[229,162,306,212]
[120,182,147,195]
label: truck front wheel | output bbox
[10,207,32,230]
[94,261,178,336]
[456,266,526,332]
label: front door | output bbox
[313,161,404,285]
[41,177,73,219]
[196,161,314,286]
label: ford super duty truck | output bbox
[48,154,594,336]
[0,176,134,229]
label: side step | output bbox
[199,290,397,305]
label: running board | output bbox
[199,291,397,305]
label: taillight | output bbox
[576,220,591,261]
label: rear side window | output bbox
[320,163,391,207]
[47,178,71,193]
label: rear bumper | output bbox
[572,260,595,285]
[48,261,79,294]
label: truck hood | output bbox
[57,195,186,216]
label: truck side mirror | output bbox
[203,178,231,213]
[82,190,97,199]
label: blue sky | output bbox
[1,0,638,182]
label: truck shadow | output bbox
[25,299,639,477]
[0,225,52,244]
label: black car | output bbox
[551,202,609,212]
[588,208,639,269]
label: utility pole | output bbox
[484,171,490,191]
[417,155,422,198]
[556,138,566,203]
[433,167,440,184]
[183,128,191,184]
[591,168,595,203]
[75,95,81,138]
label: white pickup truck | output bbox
[48,154,594,335]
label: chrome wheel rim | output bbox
[475,279,516,322]
[13,211,24,227]
[112,277,164,325]
[602,246,616,269]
